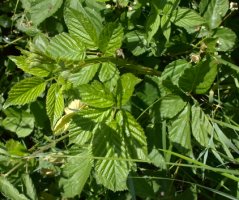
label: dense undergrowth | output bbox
[1,0,239,199]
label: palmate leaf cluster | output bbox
[1,0,239,199]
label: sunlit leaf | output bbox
[4,77,46,108]
[46,83,64,128]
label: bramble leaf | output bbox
[199,0,229,29]
[46,83,64,128]
[99,22,123,55]
[59,147,92,198]
[47,32,86,61]
[0,177,29,200]
[117,73,141,106]
[64,7,98,48]
[4,77,46,108]
[78,81,115,108]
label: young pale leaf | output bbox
[169,104,192,152]
[78,81,115,108]
[199,0,229,29]
[212,27,237,52]
[5,139,28,156]
[2,108,35,138]
[99,22,123,55]
[171,8,205,31]
[93,121,130,191]
[191,104,212,147]
[46,83,64,128]
[22,174,38,200]
[9,56,50,77]
[160,94,187,119]
[47,32,85,61]
[0,177,29,200]
[117,73,141,106]
[4,77,46,108]
[59,147,92,198]
[64,7,98,48]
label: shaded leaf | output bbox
[212,27,237,51]
[199,0,229,29]
[172,8,205,32]
[22,174,38,200]
[59,147,92,198]
[2,108,35,137]
[0,177,29,200]
[169,104,192,152]
[160,94,187,119]
[191,104,212,147]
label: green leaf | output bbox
[160,94,187,119]
[99,22,123,55]
[46,83,64,128]
[22,0,63,26]
[5,139,28,156]
[172,8,205,31]
[179,58,218,94]
[169,104,192,152]
[124,31,148,56]
[146,9,161,42]
[47,32,86,61]
[191,104,212,147]
[63,64,100,87]
[64,7,98,48]
[194,59,218,94]
[199,0,229,29]
[22,174,38,200]
[93,121,130,191]
[2,108,35,137]
[4,77,47,108]
[161,59,191,85]
[59,147,92,198]
[117,73,141,106]
[0,177,29,200]
[161,15,171,41]
[212,27,237,51]
[117,111,148,160]
[9,56,50,77]
[78,81,115,108]
[99,62,120,91]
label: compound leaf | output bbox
[4,77,46,108]
[64,7,98,49]
[0,177,29,200]
[59,147,92,198]
[78,81,115,108]
[99,22,123,55]
[46,83,64,128]
[47,32,85,61]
